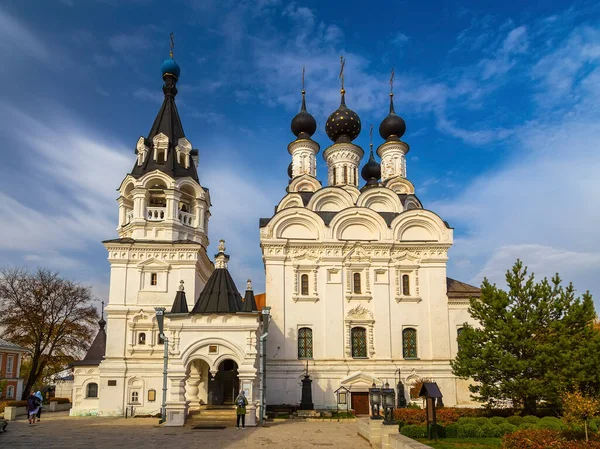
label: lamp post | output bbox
[259,306,271,425]
[382,381,396,425]
[369,382,382,419]
[154,307,168,424]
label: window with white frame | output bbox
[130,390,140,404]
[293,266,318,302]
[86,383,98,398]
[6,355,14,377]
[150,273,158,286]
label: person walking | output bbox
[26,392,41,425]
[235,390,248,430]
[35,391,44,422]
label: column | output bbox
[165,367,188,427]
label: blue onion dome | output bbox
[379,93,406,141]
[326,89,361,143]
[361,146,381,186]
[161,57,181,79]
[288,161,293,179]
[291,90,317,139]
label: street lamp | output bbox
[154,307,168,424]
[369,382,382,419]
[382,381,396,425]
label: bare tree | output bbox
[0,267,99,399]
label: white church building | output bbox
[70,51,480,424]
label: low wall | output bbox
[4,402,71,420]
[357,417,433,449]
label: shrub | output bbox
[502,429,564,449]
[490,416,507,425]
[393,407,483,425]
[538,416,566,431]
[519,422,538,430]
[394,409,426,425]
[481,423,503,438]
[457,416,489,426]
[0,400,28,414]
[400,425,428,439]
[497,422,518,436]
[522,415,540,424]
[502,429,600,449]
[507,415,523,426]
[456,423,485,438]
[589,418,600,432]
[445,423,459,438]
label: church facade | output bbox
[70,50,479,425]
[260,79,480,413]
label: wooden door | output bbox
[351,392,370,415]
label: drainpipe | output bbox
[155,307,168,424]
[259,307,271,426]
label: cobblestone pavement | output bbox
[1,412,370,449]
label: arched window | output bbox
[457,327,464,352]
[157,150,165,164]
[301,274,309,295]
[86,383,98,398]
[402,274,410,296]
[333,166,337,184]
[138,333,146,345]
[343,165,348,184]
[6,385,14,399]
[351,327,367,358]
[298,327,313,359]
[151,273,158,286]
[353,273,361,294]
[131,391,139,403]
[402,328,417,359]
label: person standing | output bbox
[235,390,248,430]
[26,392,41,425]
[35,391,44,422]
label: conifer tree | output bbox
[452,260,600,414]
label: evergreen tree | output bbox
[451,260,600,414]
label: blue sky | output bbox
[1,0,599,308]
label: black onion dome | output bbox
[326,90,361,143]
[291,91,317,139]
[361,146,381,186]
[379,93,406,141]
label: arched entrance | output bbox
[208,359,239,405]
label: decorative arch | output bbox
[391,210,451,243]
[307,187,355,212]
[269,209,324,240]
[276,194,304,212]
[329,208,388,241]
[180,337,246,370]
[385,177,415,194]
[140,170,175,190]
[288,175,321,193]
[176,178,203,198]
[356,187,403,213]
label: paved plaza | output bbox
[1,412,370,449]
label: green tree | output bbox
[0,267,99,400]
[451,260,600,414]
[562,390,600,442]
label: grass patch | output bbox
[416,438,502,449]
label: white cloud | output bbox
[0,7,48,62]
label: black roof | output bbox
[242,287,258,312]
[72,319,106,367]
[171,288,189,314]
[419,382,443,398]
[191,268,243,313]
[129,73,199,181]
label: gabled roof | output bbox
[71,319,106,367]
[419,382,443,398]
[446,277,481,299]
[0,337,28,353]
